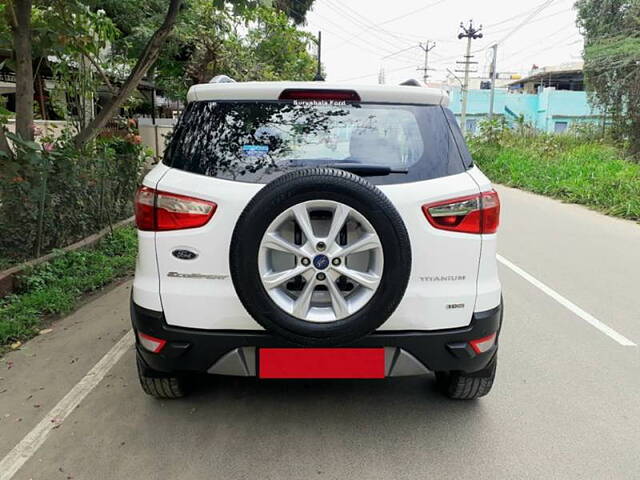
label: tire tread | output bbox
[439,356,497,400]
[136,356,187,399]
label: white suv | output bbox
[132,80,502,400]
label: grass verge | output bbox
[0,226,137,349]
[470,136,640,221]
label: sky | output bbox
[301,0,584,84]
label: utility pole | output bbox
[488,43,498,120]
[417,41,436,83]
[457,20,483,133]
[314,31,324,81]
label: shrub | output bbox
[0,226,137,346]
[468,121,640,221]
[0,124,149,265]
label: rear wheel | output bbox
[436,355,497,400]
[136,355,188,399]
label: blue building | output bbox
[447,64,604,134]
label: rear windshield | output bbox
[164,100,471,185]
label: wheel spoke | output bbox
[326,276,349,318]
[262,232,303,256]
[262,265,309,290]
[338,233,381,257]
[292,277,317,317]
[333,266,381,290]
[291,204,317,245]
[325,204,350,248]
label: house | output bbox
[447,62,605,134]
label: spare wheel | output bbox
[229,168,411,346]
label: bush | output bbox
[0,123,149,265]
[0,226,137,347]
[468,121,640,221]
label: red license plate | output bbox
[258,348,385,379]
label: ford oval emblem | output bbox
[172,249,198,260]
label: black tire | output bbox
[230,168,411,346]
[136,355,188,399]
[436,355,497,400]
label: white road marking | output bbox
[0,330,135,480]
[497,254,636,347]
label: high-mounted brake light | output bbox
[422,190,500,234]
[137,332,166,353]
[278,89,361,102]
[135,186,217,231]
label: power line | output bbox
[488,7,573,36]
[375,0,448,27]
[336,63,419,83]
[496,0,557,45]
[328,0,447,50]
[484,0,554,28]
[323,0,415,50]
[308,12,402,57]
[381,44,421,60]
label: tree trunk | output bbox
[73,0,183,148]
[12,0,34,141]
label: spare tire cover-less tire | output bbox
[229,168,411,346]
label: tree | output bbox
[5,0,34,142]
[576,0,640,158]
[73,0,183,147]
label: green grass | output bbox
[0,226,137,348]
[470,135,640,221]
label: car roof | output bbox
[186,81,449,107]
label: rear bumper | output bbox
[132,299,502,377]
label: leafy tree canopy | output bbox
[576,0,640,157]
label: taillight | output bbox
[134,186,216,231]
[422,190,500,234]
[469,333,497,354]
[278,89,361,102]
[137,332,166,353]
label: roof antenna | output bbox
[400,79,422,87]
[209,75,236,83]
[314,31,325,81]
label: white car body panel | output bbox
[187,81,449,107]
[132,81,501,332]
[141,166,490,331]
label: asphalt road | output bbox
[1,185,639,479]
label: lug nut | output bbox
[316,272,326,281]
[332,257,341,266]
[301,257,310,266]
[316,241,326,251]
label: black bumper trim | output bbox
[131,299,503,375]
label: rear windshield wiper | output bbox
[325,163,408,176]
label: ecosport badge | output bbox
[167,272,228,280]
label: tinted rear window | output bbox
[164,101,469,184]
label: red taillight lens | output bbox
[134,186,217,231]
[137,332,166,353]
[278,89,361,102]
[422,190,500,234]
[134,186,156,230]
[469,333,497,354]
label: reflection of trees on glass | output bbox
[167,102,350,179]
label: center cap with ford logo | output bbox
[313,254,330,270]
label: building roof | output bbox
[507,62,584,87]
[186,81,449,106]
